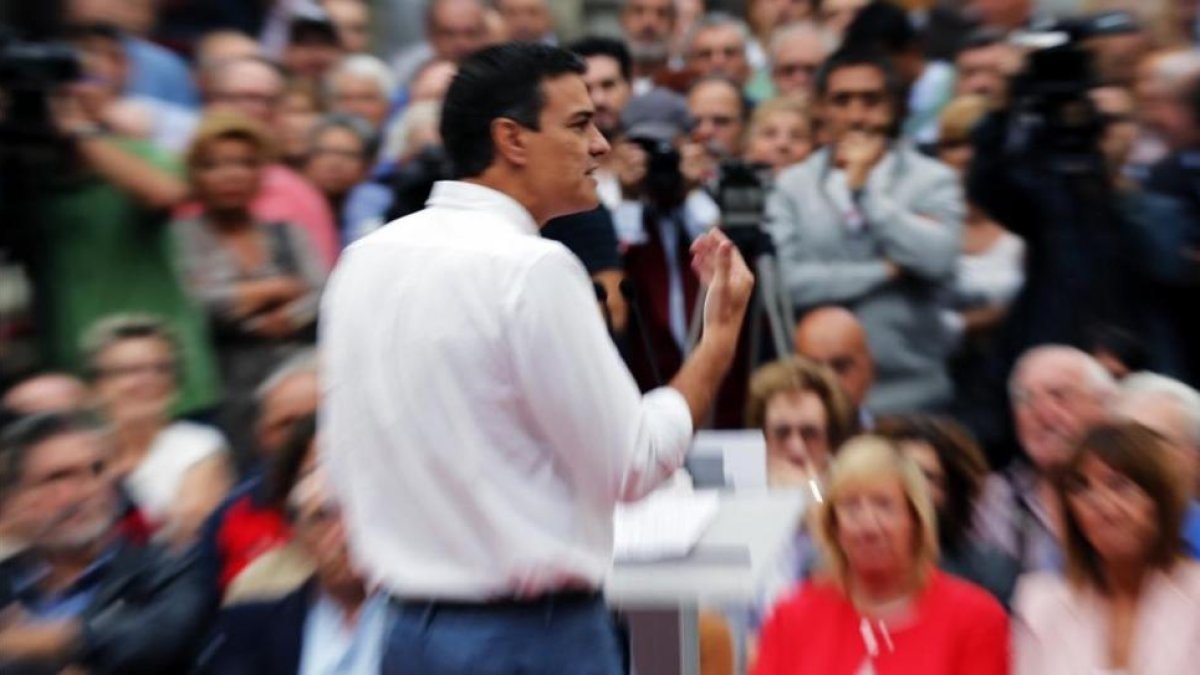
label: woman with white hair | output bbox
[754,436,1009,674]
[324,54,397,129]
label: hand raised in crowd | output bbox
[690,229,755,349]
[613,141,649,199]
[835,130,888,190]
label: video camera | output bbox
[1006,11,1138,156]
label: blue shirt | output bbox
[12,547,117,621]
[123,36,199,108]
[299,592,387,675]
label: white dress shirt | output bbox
[320,181,694,601]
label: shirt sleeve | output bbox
[505,247,694,505]
[859,163,963,282]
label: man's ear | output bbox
[490,118,530,168]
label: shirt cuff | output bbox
[684,189,720,236]
[646,386,695,456]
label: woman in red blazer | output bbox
[754,435,1010,675]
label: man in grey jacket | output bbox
[767,45,964,413]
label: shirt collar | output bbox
[426,181,539,236]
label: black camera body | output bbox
[1007,11,1137,157]
[627,136,686,209]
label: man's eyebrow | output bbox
[568,109,595,123]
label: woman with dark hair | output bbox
[1014,422,1200,674]
[875,414,1020,603]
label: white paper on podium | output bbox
[613,490,720,563]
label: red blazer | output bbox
[754,569,1010,675]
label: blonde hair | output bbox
[938,95,988,143]
[186,110,276,174]
[746,356,858,450]
[747,94,812,138]
[813,435,940,592]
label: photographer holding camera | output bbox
[967,15,1188,377]
[766,44,964,416]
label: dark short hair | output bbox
[1059,422,1188,592]
[874,415,990,555]
[815,44,902,100]
[956,26,1007,57]
[570,36,633,84]
[843,0,918,55]
[268,412,318,511]
[440,42,586,178]
[0,410,106,496]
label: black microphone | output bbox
[619,279,663,387]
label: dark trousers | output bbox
[381,594,624,675]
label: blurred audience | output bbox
[197,351,319,597]
[876,415,1020,603]
[171,112,325,463]
[793,307,876,423]
[767,45,962,414]
[495,0,556,44]
[767,21,838,100]
[392,0,489,86]
[743,95,815,174]
[1115,373,1200,555]
[324,55,396,132]
[754,436,1009,675]
[83,315,232,549]
[1013,423,1200,675]
[746,356,858,489]
[620,0,678,94]
[303,114,376,237]
[197,56,340,268]
[323,0,372,54]
[0,411,211,672]
[977,346,1117,572]
[1,375,88,416]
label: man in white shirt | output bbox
[320,42,754,674]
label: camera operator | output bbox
[766,44,964,415]
[967,18,1186,375]
[611,87,723,393]
[0,62,221,418]
[1141,73,1200,384]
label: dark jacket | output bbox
[199,580,312,675]
[0,541,212,675]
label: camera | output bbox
[627,135,686,208]
[1006,11,1138,157]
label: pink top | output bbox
[754,569,1010,675]
[1014,563,1200,675]
[175,164,338,270]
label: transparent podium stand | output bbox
[606,491,807,675]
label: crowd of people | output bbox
[2,0,1200,673]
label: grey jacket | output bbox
[766,144,964,412]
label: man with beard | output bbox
[766,45,964,414]
[0,411,210,673]
[620,0,677,94]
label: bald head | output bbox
[3,374,89,415]
[428,0,489,63]
[1010,345,1115,472]
[793,307,874,409]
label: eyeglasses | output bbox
[773,62,820,79]
[94,361,175,379]
[694,46,744,60]
[937,137,970,151]
[693,114,738,128]
[766,423,826,445]
[24,459,106,492]
[309,146,366,161]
